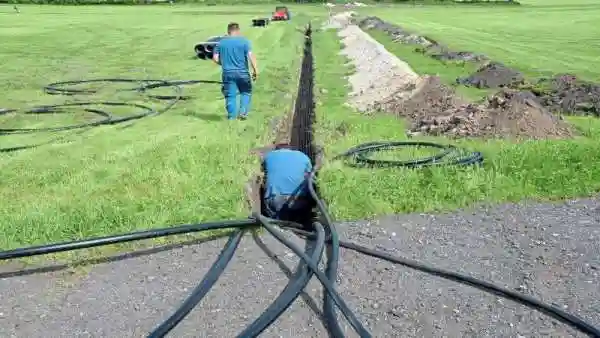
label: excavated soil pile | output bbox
[357,16,488,63]
[457,62,525,89]
[530,74,600,116]
[358,16,600,117]
[327,13,574,139]
[382,76,573,139]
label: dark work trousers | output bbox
[264,194,311,222]
[221,71,252,120]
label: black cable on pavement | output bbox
[256,215,372,338]
[0,158,599,337]
[0,219,255,261]
[337,239,600,337]
[235,222,325,338]
[148,229,246,338]
[309,172,345,337]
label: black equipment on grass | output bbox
[252,18,270,27]
[194,36,223,60]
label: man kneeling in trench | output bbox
[261,143,313,221]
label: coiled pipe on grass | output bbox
[336,141,484,168]
[0,79,598,337]
[0,78,221,153]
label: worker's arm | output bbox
[249,52,258,76]
[304,158,313,177]
[246,40,258,79]
[212,44,220,65]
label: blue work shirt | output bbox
[263,149,313,199]
[214,36,252,73]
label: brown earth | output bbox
[330,13,576,139]
[457,61,525,89]
[530,74,600,116]
[358,16,488,63]
[378,76,574,139]
[359,15,600,117]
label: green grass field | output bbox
[0,5,315,249]
[314,0,600,220]
[2,1,600,250]
[364,0,600,81]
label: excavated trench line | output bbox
[246,24,319,223]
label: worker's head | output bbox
[273,143,294,151]
[227,22,240,36]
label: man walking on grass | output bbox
[212,22,258,120]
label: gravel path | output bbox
[325,12,420,112]
[1,197,599,337]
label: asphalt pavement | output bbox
[1,197,599,337]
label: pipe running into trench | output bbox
[0,24,599,338]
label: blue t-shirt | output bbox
[263,149,313,199]
[214,36,251,73]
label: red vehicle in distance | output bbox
[272,6,290,21]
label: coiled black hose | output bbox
[336,141,484,168]
[0,78,221,153]
[1,171,599,337]
[1,80,598,336]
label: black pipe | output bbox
[1,26,598,338]
[148,229,246,338]
[235,222,325,337]
[0,219,256,261]
[1,78,220,153]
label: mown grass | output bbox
[361,0,600,81]
[313,3,600,220]
[0,5,311,249]
[364,29,490,101]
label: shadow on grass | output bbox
[184,112,225,121]
[0,232,231,279]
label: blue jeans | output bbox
[222,71,252,120]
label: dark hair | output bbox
[227,22,240,33]
[274,143,292,150]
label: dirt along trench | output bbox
[3,18,599,338]
[361,15,600,118]
[326,12,574,139]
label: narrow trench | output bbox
[245,24,319,227]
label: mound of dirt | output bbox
[379,76,574,139]
[457,62,525,89]
[475,90,574,139]
[377,76,468,120]
[427,47,488,63]
[531,74,600,116]
[386,77,573,139]
[329,13,573,140]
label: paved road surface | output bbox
[1,197,599,337]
